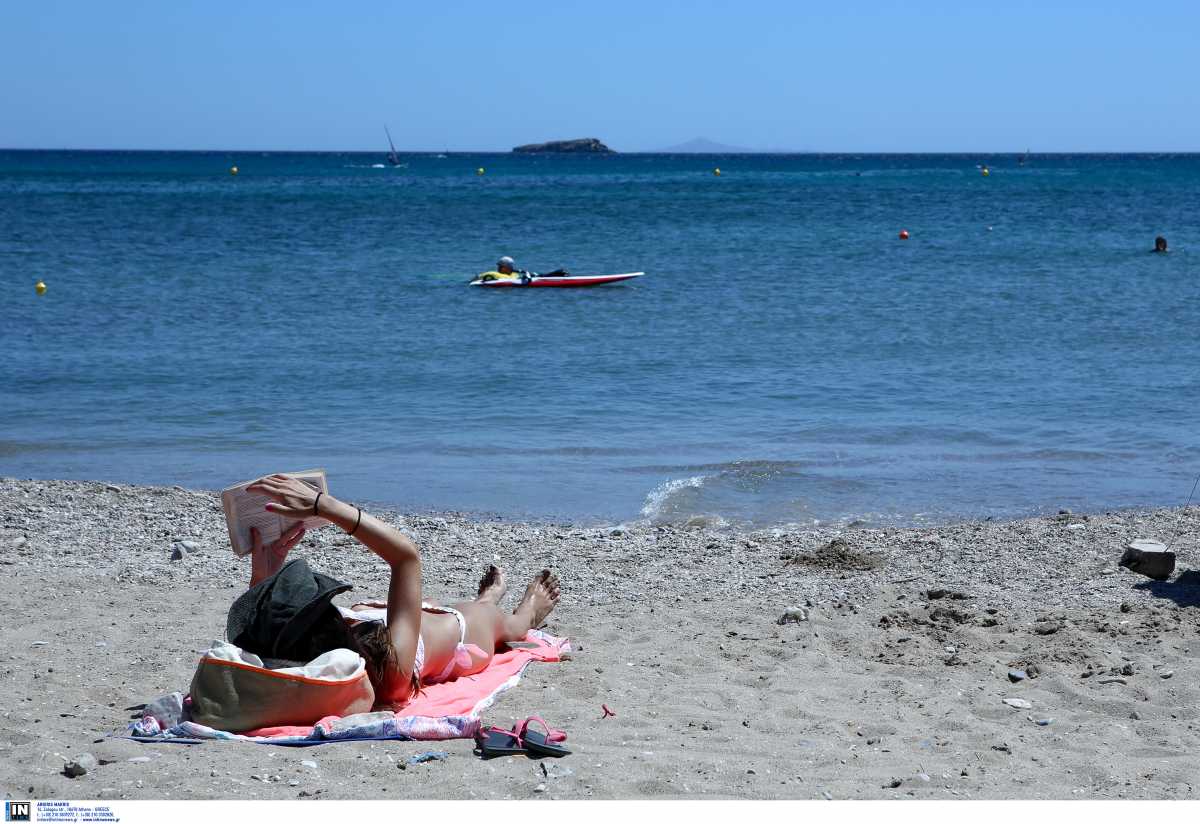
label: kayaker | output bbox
[477,256,524,282]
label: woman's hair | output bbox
[350,621,420,699]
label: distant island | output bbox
[512,138,614,154]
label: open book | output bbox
[221,469,330,557]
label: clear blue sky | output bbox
[2,0,1197,152]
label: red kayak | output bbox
[470,272,644,288]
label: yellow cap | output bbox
[35,281,47,295]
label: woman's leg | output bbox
[453,567,561,671]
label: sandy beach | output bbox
[1,477,1197,800]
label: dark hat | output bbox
[226,558,355,663]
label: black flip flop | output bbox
[476,727,527,759]
[517,717,571,758]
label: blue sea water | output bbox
[2,150,1199,527]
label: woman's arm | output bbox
[246,475,423,695]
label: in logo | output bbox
[4,802,30,822]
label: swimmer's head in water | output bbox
[1155,236,1168,252]
[497,255,515,273]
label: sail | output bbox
[385,125,401,166]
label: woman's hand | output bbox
[247,474,321,519]
[248,523,306,587]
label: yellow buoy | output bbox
[713,167,721,176]
[476,167,485,176]
[230,166,239,176]
[35,280,47,295]
[981,167,990,177]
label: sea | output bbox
[2,150,1198,528]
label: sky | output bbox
[1,0,1197,152]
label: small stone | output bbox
[30,641,49,647]
[822,791,833,800]
[884,779,902,789]
[777,607,809,625]
[180,540,200,553]
[169,546,186,561]
[288,780,299,787]
[916,773,931,782]
[747,769,756,775]
[944,645,957,654]
[1033,621,1062,635]
[1160,671,1174,680]
[1003,698,1032,709]
[1008,669,1027,682]
[127,756,150,763]
[1025,664,1041,678]
[105,485,121,493]
[1121,663,1134,676]
[866,737,880,745]
[301,759,318,769]
[1119,602,1133,613]
[1130,711,1141,720]
[63,753,98,778]
[533,783,547,794]
[1100,567,1114,575]
[1033,718,1053,726]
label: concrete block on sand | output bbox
[1118,539,1175,581]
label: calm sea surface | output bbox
[2,150,1198,527]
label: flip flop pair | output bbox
[477,716,570,759]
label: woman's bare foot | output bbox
[513,569,560,629]
[476,564,507,604]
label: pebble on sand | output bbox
[1007,669,1027,682]
[63,753,97,778]
[1003,698,1032,709]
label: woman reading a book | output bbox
[242,474,561,705]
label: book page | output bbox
[221,470,329,556]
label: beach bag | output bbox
[188,641,375,732]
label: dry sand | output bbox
[1,477,1198,800]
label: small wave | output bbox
[639,475,708,521]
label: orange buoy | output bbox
[899,230,910,240]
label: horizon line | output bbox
[3,146,1200,155]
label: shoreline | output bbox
[1,477,1197,799]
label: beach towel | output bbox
[127,629,569,745]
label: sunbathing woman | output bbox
[243,474,561,705]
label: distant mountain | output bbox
[653,137,769,153]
